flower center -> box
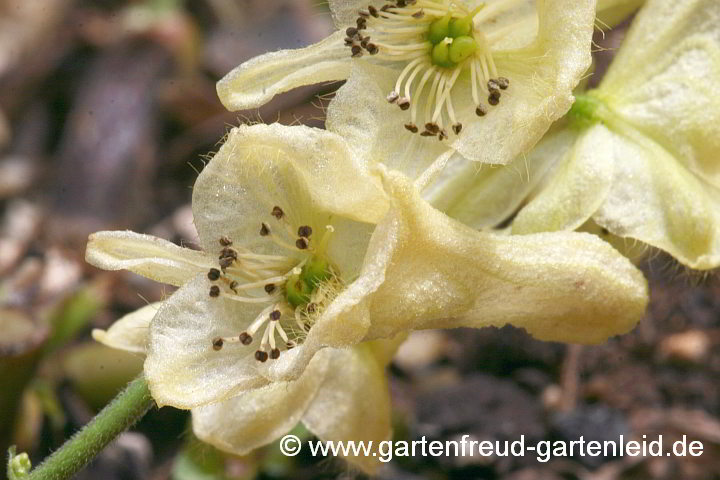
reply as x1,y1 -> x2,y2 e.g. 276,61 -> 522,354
345,0 -> 511,139
207,206 -> 341,362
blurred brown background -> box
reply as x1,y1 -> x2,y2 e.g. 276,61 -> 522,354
0,1 -> 718,479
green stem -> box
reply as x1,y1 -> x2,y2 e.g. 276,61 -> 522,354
27,376 -> 153,480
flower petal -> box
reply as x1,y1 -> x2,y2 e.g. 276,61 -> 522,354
144,275 -> 269,408
328,0 -> 369,27
512,124 -> 613,234
328,0 -> 595,168
91,302 -> 160,354
192,123 -> 387,254
424,126 -> 573,229
85,231 -> 214,287
255,218 -> 383,382
366,168 -> 648,345
326,61 -> 457,181
191,349 -> 331,455
599,0 -> 720,188
592,127 -> 720,269
216,30 -> 351,112
451,0 -> 595,163
301,344 -> 392,474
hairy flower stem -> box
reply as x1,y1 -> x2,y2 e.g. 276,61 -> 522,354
22,376 -> 153,480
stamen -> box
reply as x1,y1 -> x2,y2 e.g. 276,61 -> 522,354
271,206 -> 284,219
207,268 -> 221,281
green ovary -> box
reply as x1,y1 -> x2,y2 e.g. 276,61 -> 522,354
427,13 -> 479,68
285,255 -> 333,308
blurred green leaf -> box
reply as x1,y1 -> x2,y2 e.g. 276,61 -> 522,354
62,343 -> 143,410
0,310 -> 48,457
44,287 -> 104,354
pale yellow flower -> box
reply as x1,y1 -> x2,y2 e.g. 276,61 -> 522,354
217,0 -> 597,165
93,303 -> 403,474
86,122 -> 648,412
427,0 -> 720,269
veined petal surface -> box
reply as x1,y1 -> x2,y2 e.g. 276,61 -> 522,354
302,344 -> 392,474
85,231 -> 214,287
512,124 -> 613,233
191,349 -> 330,455
91,302 -> 160,354
366,169 -> 648,344
217,30 -> 351,111
144,275 -> 270,408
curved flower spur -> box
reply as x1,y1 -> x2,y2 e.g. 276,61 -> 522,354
217,0 -> 596,165
86,122 -> 648,412
93,303 -> 403,474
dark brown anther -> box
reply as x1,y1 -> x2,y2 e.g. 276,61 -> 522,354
487,79 -> 501,92
207,268 -> 221,281
255,350 -> 269,362
357,17 -> 367,29
271,206 -> 284,219
298,225 -> 313,238
270,348 -> 281,359
452,123 -> 463,135
260,222 -> 270,236
488,90 -> 501,106
220,247 -> 237,260
303,323 -> 311,332
229,281 -> 239,293
367,43 -> 379,55
344,37 -> 354,46
306,303 -> 317,313
212,337 -> 224,351
412,9 -> 424,18
296,237 -> 309,250
424,122 -> 439,134
438,129 -> 448,141
476,104 -> 488,116
219,256 -> 233,270
346,27 -> 358,37
209,285 -> 221,297
358,9 -> 369,17
360,37 -> 369,48
286,341 -> 296,350
270,310 -> 282,321
368,5 -> 379,17
219,236 -> 232,246
420,130 -> 436,137
397,0 -> 407,7
351,45 -> 363,57
397,97 -> 410,110
497,77 -> 510,90
405,123 -> 419,133
239,332 -> 252,345
387,91 -> 399,103
406,0 -> 417,5
380,4 -> 392,12
264,283 -> 276,294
